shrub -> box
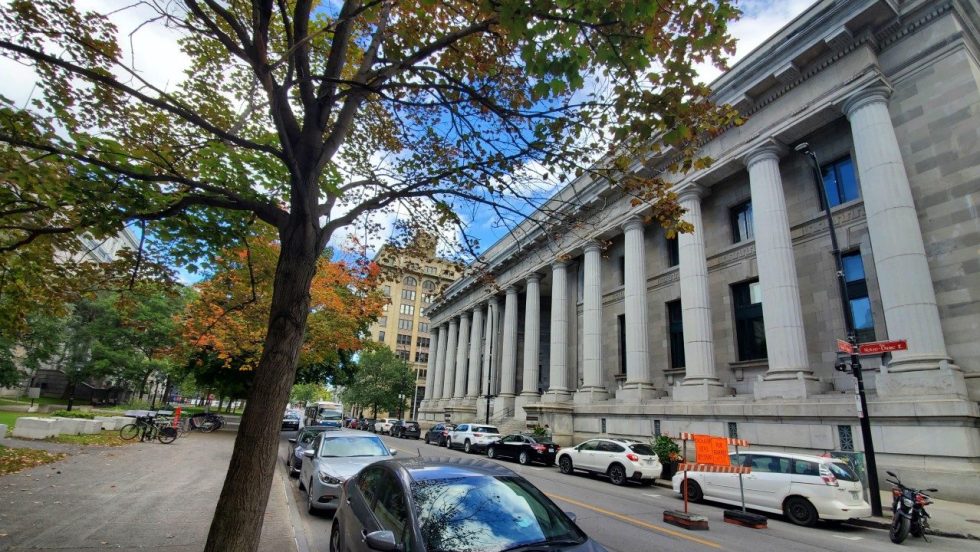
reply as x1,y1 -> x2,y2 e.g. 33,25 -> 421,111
50,410 -> 95,419
651,435 -> 683,462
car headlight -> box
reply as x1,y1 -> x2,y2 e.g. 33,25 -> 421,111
318,471 -> 343,485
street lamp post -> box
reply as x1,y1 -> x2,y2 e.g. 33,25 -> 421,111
795,142 -> 883,517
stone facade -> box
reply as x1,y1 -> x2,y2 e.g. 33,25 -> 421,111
419,0 -> 980,502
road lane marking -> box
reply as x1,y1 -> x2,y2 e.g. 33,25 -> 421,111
832,535 -> 863,541
643,493 -> 661,498
548,493 -> 722,549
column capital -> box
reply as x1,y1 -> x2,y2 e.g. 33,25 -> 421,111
525,272 -> 542,284
505,285 -> 520,295
621,216 -> 645,233
583,240 -> 603,254
743,139 -> 787,169
676,183 -> 708,203
842,86 -> 892,119
551,260 -> 570,270
458,310 -> 470,321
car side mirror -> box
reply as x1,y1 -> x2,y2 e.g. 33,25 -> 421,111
288,438 -> 297,444
303,449 -> 315,458
564,511 -> 577,523
390,449 -> 398,456
365,530 -> 398,551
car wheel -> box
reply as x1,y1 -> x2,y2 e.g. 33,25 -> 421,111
330,519 -> 342,552
446,438 -> 453,450
298,476 -> 306,492
608,463 -> 627,486
306,481 -> 317,515
681,479 -> 703,502
424,434 -> 430,444
784,496 -> 818,527
487,446 -> 497,459
464,440 -> 472,453
559,456 -> 573,474
518,451 -> 530,465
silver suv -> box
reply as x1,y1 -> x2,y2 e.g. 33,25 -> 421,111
447,423 -> 500,454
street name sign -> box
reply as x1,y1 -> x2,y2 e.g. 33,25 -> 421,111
858,339 -> 908,355
837,339 -> 853,354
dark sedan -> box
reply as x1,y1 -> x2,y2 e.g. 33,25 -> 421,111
391,420 -> 421,439
357,418 -> 376,431
330,457 -> 607,552
281,411 -> 301,431
284,425 -> 331,475
423,422 -> 455,446
487,433 -> 560,466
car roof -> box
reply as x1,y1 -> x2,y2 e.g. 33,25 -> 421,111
320,429 -> 380,437
382,456 -> 519,482
737,450 -> 843,462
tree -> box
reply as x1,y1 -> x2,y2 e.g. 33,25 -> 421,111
339,343 -> 414,418
0,1 -> 739,548
290,382 -> 332,405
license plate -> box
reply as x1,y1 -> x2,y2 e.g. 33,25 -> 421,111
547,448 -> 554,452
851,491 -> 860,500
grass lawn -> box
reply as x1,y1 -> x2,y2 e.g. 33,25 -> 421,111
0,444 -> 67,476
50,431 -> 131,447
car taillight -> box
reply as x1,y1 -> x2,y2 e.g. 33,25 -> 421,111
474,433 -> 483,437
818,464 -> 838,486
626,453 -> 639,462
441,431 -> 448,436
533,444 -> 547,452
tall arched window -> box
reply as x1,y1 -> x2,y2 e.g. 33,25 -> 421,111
422,280 -> 436,291
403,276 -> 417,287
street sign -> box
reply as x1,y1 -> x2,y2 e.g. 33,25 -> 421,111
858,339 -> 908,355
837,339 -> 854,354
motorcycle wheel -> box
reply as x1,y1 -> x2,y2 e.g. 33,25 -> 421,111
910,519 -> 924,538
890,515 -> 910,544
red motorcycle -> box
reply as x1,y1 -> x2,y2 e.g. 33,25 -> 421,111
886,471 -> 936,544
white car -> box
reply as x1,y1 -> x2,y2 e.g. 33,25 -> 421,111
373,418 -> 398,434
671,451 -> 871,526
557,438 -> 661,486
446,423 -> 500,454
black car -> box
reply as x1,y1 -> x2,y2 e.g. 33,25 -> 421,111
487,433 -> 560,466
284,425 -> 332,475
330,457 -> 607,552
391,420 -> 421,439
423,423 -> 455,446
358,418 -> 376,431
281,411 -> 301,431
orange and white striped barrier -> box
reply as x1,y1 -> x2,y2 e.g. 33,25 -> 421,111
678,463 -> 751,474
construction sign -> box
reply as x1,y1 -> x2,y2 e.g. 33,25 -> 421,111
676,433 -> 752,474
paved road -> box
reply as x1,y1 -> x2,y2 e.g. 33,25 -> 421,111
1,431 -> 296,552
280,430 -> 966,552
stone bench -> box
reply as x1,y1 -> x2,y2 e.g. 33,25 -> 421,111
94,416 -> 128,430
12,417 -> 59,439
52,417 -> 87,435
0,423 -> 7,437
79,420 -> 103,434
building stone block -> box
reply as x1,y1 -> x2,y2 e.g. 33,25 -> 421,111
12,417 -> 58,439
80,420 -> 103,434
52,418 -> 84,435
0,423 -> 7,436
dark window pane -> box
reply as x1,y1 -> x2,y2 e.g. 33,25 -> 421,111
838,157 -> 858,202
850,297 -> 874,331
733,280 -> 766,361
667,300 -> 684,369
842,254 -> 865,282
822,167 -> 841,207
667,237 -> 679,267
617,314 -> 627,375
730,201 -> 754,243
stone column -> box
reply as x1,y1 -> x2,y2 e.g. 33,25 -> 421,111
517,273 -> 542,414
477,298 -> 497,422
746,142 -> 826,399
673,186 -> 729,401
544,262 -> 572,401
453,312 -> 470,400
423,329 -> 437,401
442,317 -> 459,401
495,287 -> 519,415
466,306 -> 484,400
432,324 -> 448,401
576,242 -> 608,403
620,217 -> 658,402
843,88 -> 963,397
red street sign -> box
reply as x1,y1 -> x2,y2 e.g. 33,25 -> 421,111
858,339 -> 908,355
837,339 -> 853,354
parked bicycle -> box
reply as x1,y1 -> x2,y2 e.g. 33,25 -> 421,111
119,414 -> 178,444
188,412 -> 225,433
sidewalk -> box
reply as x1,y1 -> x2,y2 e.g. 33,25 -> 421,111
652,480 -> 979,540
0,432 -> 297,551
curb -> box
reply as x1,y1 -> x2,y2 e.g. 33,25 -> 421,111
653,478 -> 977,541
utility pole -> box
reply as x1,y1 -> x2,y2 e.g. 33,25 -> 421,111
796,143 -> 883,517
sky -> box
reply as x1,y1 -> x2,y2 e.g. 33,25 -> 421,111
0,0 -> 816,276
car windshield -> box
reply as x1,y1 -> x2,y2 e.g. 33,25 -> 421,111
320,410 -> 343,421
629,444 -> 655,456
319,436 -> 389,457
298,430 -> 323,445
284,412 -> 299,419
412,475 -> 584,552
473,426 -> 499,433
828,462 -> 860,482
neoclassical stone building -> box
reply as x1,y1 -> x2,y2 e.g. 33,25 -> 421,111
418,0 -> 980,501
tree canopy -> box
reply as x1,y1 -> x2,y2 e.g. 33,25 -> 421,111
0,1 -> 740,549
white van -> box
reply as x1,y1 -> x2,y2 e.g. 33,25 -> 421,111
671,451 -> 871,526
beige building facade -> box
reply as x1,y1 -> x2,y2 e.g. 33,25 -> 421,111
420,0 -> 980,502
368,242 -> 459,417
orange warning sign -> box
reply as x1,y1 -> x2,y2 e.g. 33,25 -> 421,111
693,434 -> 731,466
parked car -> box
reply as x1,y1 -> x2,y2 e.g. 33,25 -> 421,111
281,411 -> 301,431
557,438 -> 661,486
298,429 -> 396,515
671,451 -> 871,526
357,418 -> 376,431
390,420 -> 421,439
423,423 -> 455,446
330,457 -> 608,552
447,423 -> 501,454
373,418 -> 399,434
284,425 -> 332,475
487,433 -> 560,466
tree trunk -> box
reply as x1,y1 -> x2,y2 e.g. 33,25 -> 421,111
204,221 -> 320,552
